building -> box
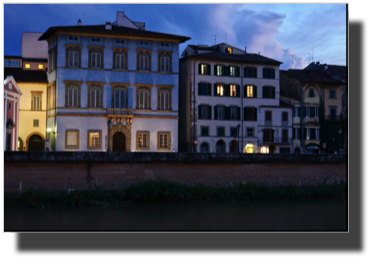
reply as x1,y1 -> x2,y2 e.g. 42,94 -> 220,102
280,69 -> 344,153
38,11 -> 190,152
179,43 -> 292,153
4,32 -> 48,151
4,76 -> 22,151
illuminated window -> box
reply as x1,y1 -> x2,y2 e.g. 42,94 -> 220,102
227,47 -> 232,54
66,130 -> 79,149
199,64 -> 210,75
260,147 -> 269,153
230,66 -> 235,76
87,130 -> 102,149
38,64 -> 43,69
247,86 -> 253,97
230,85 -> 236,97
25,64 -> 30,69
217,85 -> 224,96
246,144 -> 254,153
216,65 -> 223,76
136,131 -> 150,150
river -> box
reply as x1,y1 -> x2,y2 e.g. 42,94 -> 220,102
5,199 -> 347,231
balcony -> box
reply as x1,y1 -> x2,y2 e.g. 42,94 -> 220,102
107,108 -> 134,118
262,137 -> 291,144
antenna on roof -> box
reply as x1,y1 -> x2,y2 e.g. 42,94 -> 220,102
312,49 -> 314,63
225,33 -> 228,43
213,35 -> 217,45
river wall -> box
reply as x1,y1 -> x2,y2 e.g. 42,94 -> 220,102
4,152 -> 347,192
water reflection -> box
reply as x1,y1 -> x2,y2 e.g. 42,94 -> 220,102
5,199 -> 347,231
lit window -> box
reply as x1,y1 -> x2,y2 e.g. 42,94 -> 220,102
246,144 -> 254,153
217,85 -> 224,96
230,85 -> 236,97
247,86 -> 253,97
227,47 -> 232,54
216,65 -> 223,76
230,66 -> 235,76
137,132 -> 150,150
25,64 -> 30,69
38,64 -> 43,69
88,131 -> 102,149
260,147 -> 269,153
66,130 -> 79,149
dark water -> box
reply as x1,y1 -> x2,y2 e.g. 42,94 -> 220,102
4,199 -> 347,231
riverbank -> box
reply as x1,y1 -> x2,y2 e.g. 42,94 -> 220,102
4,180 -> 347,209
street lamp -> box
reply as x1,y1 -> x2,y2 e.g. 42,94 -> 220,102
107,119 -> 112,152
237,124 -> 241,153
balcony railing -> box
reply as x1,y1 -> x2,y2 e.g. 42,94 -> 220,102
107,108 -> 134,116
262,137 -> 291,144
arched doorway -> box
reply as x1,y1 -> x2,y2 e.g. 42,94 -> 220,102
229,140 -> 238,153
200,142 -> 209,153
113,132 -> 126,151
294,147 -> 301,154
28,135 -> 44,151
216,140 -> 225,153
269,145 -> 276,154
18,137 -> 24,151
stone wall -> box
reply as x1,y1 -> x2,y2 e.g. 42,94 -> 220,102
4,152 -> 347,192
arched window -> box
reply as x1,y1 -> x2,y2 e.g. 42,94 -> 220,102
200,143 -> 209,153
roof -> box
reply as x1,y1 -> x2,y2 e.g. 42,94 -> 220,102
280,69 -> 343,85
187,45 -> 219,52
38,24 -> 191,43
4,75 -> 22,95
181,51 -> 282,65
4,55 -> 22,59
22,57 -> 48,62
4,67 -> 48,84
326,65 -> 347,78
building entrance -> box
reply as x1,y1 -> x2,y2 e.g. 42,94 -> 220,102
113,132 -> 126,151
28,135 -> 44,151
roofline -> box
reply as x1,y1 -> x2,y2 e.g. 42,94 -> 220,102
180,54 -> 282,65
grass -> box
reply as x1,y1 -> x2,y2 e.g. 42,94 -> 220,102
4,180 -> 347,208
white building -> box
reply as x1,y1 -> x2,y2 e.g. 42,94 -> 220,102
38,11 -> 190,152
179,43 -> 292,153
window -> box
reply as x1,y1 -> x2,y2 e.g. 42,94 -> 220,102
158,52 -> 171,72
136,131 -> 150,150
8,103 -> 11,111
158,89 -> 171,110
113,49 -> 128,70
329,107 -> 337,121
282,129 -> 288,143
64,81 -> 82,108
198,105 -> 211,119
201,143 -> 209,153
91,37 -> 102,43
295,107 -> 300,117
315,107 -> 319,118
199,64 -> 210,75
139,40 -> 150,46
309,88 -> 315,97
157,132 -> 171,150
216,84 -> 224,96
66,45 -> 81,68
230,127 -> 238,138
10,60 -> 21,67
137,50 -> 151,71
217,127 -> 225,137
49,48 -> 56,71
294,128 -> 300,140
201,126 -> 209,136
215,65 -> 223,76
198,83 -> 211,96
215,106 -> 225,120
244,67 -> 257,78
25,64 -> 30,69
246,85 -> 256,98
329,89 -> 336,98
33,119 -> 39,127
88,46 -> 104,69
316,129 -> 320,140
87,130 -> 102,149
306,107 -> 310,117
4,60 -> 9,66
265,111 -> 272,121
230,107 -> 240,120
9,83 -> 12,89
227,47 -> 232,54
263,129 -> 274,143
38,64 -> 43,69
263,68 -> 275,79
48,83 -> 56,110
244,107 -> 257,121
88,85 -> 103,108
230,85 -> 237,97
160,42 -> 170,48
31,91 -> 42,110
65,130 -> 79,149
247,128 -> 254,137
112,88 -> 128,109
68,35 -> 79,41
306,128 -> 310,140
263,86 -> 275,98
230,66 -> 236,76
116,39 -> 126,45
136,87 -> 151,109
282,112 -> 288,121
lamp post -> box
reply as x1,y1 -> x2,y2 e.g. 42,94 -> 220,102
107,119 -> 112,152
237,124 -> 241,153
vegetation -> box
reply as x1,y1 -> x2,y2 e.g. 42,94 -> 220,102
4,180 -> 347,208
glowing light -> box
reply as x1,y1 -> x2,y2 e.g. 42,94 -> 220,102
260,147 -> 269,154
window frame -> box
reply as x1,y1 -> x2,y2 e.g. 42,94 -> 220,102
217,127 -> 225,137
87,84 -> 103,108
198,105 -> 211,120
115,38 -> 126,45
31,91 -> 43,111
263,67 -> 275,79
136,84 -> 152,110
200,126 -> 209,137
157,87 -> 172,110
329,89 -> 336,99
68,35 -> 79,42
113,48 -> 128,70
158,51 -> 172,73
111,85 -> 129,109
136,131 -> 150,150
157,132 -> 171,151
137,49 -> 151,71
246,127 -> 254,137
90,37 -> 102,44
87,130 -> 102,150
33,119 -> 39,127
244,66 -> 257,78
88,46 -> 104,69
65,129 -> 80,149
66,45 -> 82,68
262,86 -> 276,99
64,81 -> 82,108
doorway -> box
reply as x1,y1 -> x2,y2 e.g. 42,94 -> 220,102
113,132 -> 126,151
28,134 -> 44,151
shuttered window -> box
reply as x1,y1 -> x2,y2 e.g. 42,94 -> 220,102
89,86 -> 102,108
113,89 -> 127,109
68,87 -> 78,107
263,68 -> 275,79
90,51 -> 102,68
115,53 -> 126,70
68,50 -> 79,67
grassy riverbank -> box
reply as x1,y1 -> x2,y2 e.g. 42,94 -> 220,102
4,180 -> 347,208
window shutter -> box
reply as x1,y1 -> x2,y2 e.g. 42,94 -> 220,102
263,86 -> 267,98
244,85 -> 247,97
254,108 -> 257,121
207,64 -> 211,75
74,89 -> 78,107
214,65 -> 217,75
214,83 -> 217,96
244,67 -> 247,77
224,85 -> 230,97
310,107 -> 315,118
198,83 -> 201,95
148,91 -> 151,109
303,107 -> 306,118
236,85 -> 240,97
224,107 -> 230,120
198,105 -> 202,119
272,69 -> 275,79
244,108 -> 247,120
223,66 -> 228,76
254,86 -> 257,98
237,107 -> 241,120
311,128 -> 316,140
136,91 -> 140,109
207,84 -> 211,96
236,67 -> 240,77
168,92 -> 171,110
165,93 -> 169,110
254,68 -> 257,78
304,128 -> 307,140
214,106 -> 217,120
198,64 -> 201,74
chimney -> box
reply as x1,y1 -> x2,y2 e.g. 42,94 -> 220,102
105,22 -> 112,30
325,65 -> 328,70
77,19 -> 82,26
245,46 -> 247,53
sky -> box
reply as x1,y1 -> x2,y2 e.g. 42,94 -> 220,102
3,3 -> 347,70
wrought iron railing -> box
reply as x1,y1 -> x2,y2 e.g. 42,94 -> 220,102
107,108 -> 134,115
